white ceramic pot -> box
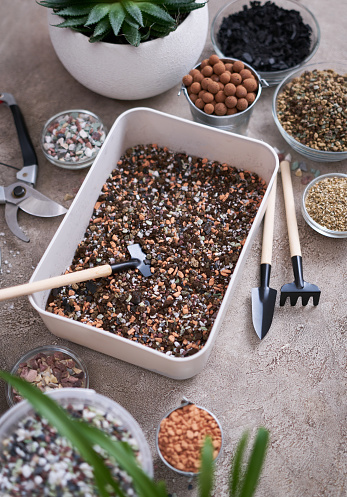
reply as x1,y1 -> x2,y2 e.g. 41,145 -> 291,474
47,6 -> 209,100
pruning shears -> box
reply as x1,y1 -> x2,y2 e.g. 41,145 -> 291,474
0,92 -> 67,243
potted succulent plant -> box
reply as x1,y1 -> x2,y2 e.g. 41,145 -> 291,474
0,370 -> 269,497
38,0 -> 209,100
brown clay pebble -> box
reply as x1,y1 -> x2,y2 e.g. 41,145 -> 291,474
195,98 -> 205,110
227,107 -> 238,115
219,72 -> 231,84
232,60 -> 245,73
207,81 -> 220,94
190,82 -> 201,94
202,92 -> 214,103
240,69 -> 253,80
201,65 -> 213,77
225,96 -> 237,108
189,68 -> 200,78
218,82 -> 225,91
182,74 -> 193,87
243,78 -> 258,93
211,74 -> 219,82
193,72 -> 204,83
204,103 -> 215,114
209,54 -> 220,65
246,92 -> 256,104
201,77 -> 212,90
230,73 -> 242,86
235,85 -> 247,98
189,93 -> 198,103
215,90 -> 226,103
224,83 -> 236,96
198,89 -> 206,99
225,63 -> 233,72
200,59 -> 210,69
158,404 -> 222,473
215,102 -> 227,116
213,62 -> 226,75
236,98 -> 248,111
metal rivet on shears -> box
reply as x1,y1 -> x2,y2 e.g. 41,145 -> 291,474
12,185 -> 26,198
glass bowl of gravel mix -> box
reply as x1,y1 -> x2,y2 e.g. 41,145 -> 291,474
0,388 -> 153,496
273,61 -> 347,162
301,173 -> 347,238
6,345 -> 90,407
41,109 -> 107,169
211,0 -> 320,86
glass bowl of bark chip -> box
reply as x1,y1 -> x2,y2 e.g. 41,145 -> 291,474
6,345 -> 90,407
302,173 -> 347,238
28,107 -> 279,380
211,0 -> 320,86
41,109 -> 107,169
273,61 -> 347,162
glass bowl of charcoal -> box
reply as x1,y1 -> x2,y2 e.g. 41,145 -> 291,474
6,345 -> 90,407
41,109 -> 107,169
273,61 -> 347,162
211,0 -> 320,86
301,173 -> 347,238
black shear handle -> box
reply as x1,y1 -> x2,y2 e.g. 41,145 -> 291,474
9,103 -> 38,168
1,93 -> 37,168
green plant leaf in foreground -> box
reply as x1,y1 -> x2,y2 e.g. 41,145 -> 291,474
230,428 -> 269,497
0,371 -> 166,497
198,436 -> 215,497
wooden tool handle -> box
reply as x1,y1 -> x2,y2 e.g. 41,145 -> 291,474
280,160 -> 302,257
0,265 -> 112,302
261,175 -> 277,265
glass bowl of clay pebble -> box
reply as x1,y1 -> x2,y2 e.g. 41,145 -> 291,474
273,61 -> 347,162
156,399 -> 223,476
181,54 -> 264,135
211,0 -> 320,86
301,173 -> 347,238
41,109 -> 107,169
6,345 -> 90,407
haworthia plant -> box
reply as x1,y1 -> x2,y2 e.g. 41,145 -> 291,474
38,0 -> 208,46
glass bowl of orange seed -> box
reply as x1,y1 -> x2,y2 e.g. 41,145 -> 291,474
156,398 -> 223,476
180,53 -> 267,135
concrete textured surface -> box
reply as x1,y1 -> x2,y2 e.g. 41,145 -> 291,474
0,0 -> 346,495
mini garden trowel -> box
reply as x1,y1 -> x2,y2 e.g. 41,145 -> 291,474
0,244 -> 151,302
252,176 -> 277,339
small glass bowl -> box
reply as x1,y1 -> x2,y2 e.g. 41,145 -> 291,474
211,0 -> 320,86
302,173 -> 347,238
41,109 -> 107,169
6,345 -> 90,407
156,399 -> 223,477
273,62 -> 347,162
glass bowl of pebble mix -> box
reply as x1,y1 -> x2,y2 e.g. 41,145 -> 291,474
41,109 -> 107,169
273,61 -> 347,162
302,173 -> 347,238
156,398 -> 223,477
211,0 -> 320,86
0,388 -> 153,496
6,345 -> 89,407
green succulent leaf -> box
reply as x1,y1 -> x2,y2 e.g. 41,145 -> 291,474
56,6 -> 92,15
122,0 -> 144,27
238,428 -> 269,497
54,14 -> 89,27
85,4 -> 111,26
109,3 -> 126,36
122,20 -> 141,46
229,431 -> 249,497
139,3 -> 175,24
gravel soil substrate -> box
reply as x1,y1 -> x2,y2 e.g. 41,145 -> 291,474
47,144 -> 266,357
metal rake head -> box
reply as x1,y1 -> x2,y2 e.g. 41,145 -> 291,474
280,256 -> 321,307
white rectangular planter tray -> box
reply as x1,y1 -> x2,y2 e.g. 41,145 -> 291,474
29,108 -> 279,379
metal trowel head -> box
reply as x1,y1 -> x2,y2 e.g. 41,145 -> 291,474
127,243 -> 152,277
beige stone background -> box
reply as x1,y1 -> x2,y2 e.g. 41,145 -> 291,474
0,0 -> 346,495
